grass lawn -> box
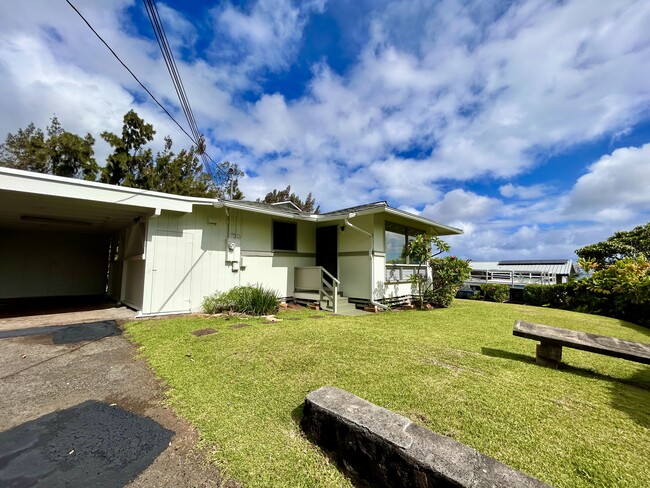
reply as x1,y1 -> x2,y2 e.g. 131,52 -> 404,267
124,300 -> 650,487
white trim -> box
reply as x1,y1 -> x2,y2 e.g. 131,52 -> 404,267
0,167 -> 218,213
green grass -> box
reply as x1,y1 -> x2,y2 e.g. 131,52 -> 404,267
124,301 -> 650,487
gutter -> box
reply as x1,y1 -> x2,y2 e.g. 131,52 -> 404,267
344,219 -> 388,310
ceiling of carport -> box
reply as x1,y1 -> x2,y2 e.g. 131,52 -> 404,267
0,189 -> 152,233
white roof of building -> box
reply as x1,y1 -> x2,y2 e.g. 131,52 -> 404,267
470,259 -> 575,275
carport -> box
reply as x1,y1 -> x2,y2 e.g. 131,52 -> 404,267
0,167 -> 195,313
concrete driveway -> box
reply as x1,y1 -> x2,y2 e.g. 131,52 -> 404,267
0,304 -> 230,487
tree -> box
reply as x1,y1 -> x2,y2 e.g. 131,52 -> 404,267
210,161 -> 244,200
101,110 -> 155,186
402,234 -> 455,309
154,137 -> 217,197
259,185 -> 320,213
576,222 -> 650,269
47,117 -> 98,180
0,116 -> 98,180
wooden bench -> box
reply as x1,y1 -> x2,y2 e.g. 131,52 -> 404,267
513,320 -> 650,367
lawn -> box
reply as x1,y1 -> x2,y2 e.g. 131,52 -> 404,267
124,300 -> 650,487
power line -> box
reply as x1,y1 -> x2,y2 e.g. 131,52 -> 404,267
142,0 -> 215,176
65,0 -> 226,179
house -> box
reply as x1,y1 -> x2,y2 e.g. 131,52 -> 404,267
466,260 -> 576,288
0,167 -> 462,315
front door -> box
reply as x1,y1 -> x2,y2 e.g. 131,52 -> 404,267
316,225 -> 338,280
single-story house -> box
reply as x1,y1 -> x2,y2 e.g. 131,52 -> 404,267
466,259 -> 576,288
0,167 -> 462,315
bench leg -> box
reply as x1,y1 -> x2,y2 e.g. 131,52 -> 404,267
536,342 -> 562,368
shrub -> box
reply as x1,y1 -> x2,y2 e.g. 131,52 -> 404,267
202,285 -> 280,316
423,256 -> 472,308
523,284 -> 571,308
480,283 -> 509,303
582,256 -> 650,326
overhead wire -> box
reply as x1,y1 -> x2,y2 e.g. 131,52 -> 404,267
142,0 -> 217,179
65,0 -> 227,179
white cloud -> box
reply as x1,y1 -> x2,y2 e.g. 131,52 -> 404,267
0,0 -> 649,262
567,143 -> 650,221
499,183 -> 551,200
211,0 -> 325,78
421,189 -> 501,223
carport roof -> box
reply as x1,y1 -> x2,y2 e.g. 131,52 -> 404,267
0,167 -> 218,233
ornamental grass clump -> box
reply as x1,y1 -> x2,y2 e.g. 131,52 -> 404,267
202,285 -> 280,316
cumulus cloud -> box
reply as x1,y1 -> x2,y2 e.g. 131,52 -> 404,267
0,0 -> 649,261
567,143 -> 650,221
499,183 -> 551,200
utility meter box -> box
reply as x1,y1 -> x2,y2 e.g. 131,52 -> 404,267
226,238 -> 241,262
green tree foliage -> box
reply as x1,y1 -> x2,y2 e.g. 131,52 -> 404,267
426,256 -> 472,308
100,111 -> 217,198
480,283 -> 510,303
211,161 -> 244,200
401,234 -> 470,309
576,222 -> 650,269
259,185 -> 320,213
524,235 -> 650,326
101,110 -> 156,186
0,116 -> 98,180
153,137 -> 217,197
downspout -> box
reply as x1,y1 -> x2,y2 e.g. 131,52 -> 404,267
344,219 -> 388,310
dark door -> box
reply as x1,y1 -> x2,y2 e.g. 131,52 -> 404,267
316,225 -> 338,280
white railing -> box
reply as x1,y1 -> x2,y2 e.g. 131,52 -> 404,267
467,270 -> 554,286
294,266 -> 339,313
385,263 -> 428,283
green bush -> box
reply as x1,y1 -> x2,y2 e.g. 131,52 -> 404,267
202,285 -> 281,316
522,258 -> 650,326
480,283 -> 509,303
423,256 -> 472,308
523,284 -> 572,308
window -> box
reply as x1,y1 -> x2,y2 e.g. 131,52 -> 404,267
385,222 -> 423,264
273,220 -> 297,251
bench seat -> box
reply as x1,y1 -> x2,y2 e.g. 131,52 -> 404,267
513,320 -> 650,367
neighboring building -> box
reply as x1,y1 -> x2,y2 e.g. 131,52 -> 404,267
0,167 -> 462,315
466,259 -> 576,288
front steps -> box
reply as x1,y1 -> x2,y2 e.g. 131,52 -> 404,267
320,296 -> 370,316
294,291 -> 371,316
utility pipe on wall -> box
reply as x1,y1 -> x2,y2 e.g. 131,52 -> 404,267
344,219 -> 388,310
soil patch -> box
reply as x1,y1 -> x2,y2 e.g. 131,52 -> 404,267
229,323 -> 251,330
191,328 -> 218,337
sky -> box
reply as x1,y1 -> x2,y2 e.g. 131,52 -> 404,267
1,0 -> 649,261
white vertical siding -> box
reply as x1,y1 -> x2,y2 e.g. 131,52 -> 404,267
140,205 -> 318,314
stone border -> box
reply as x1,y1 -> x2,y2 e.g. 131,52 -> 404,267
301,386 -> 550,488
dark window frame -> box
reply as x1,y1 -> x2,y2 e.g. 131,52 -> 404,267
272,220 -> 298,251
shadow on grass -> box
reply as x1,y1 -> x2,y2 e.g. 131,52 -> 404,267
609,368 -> 650,429
290,403 -> 304,426
481,347 -> 536,365
482,347 -> 650,429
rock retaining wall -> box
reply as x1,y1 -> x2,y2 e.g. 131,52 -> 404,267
301,386 -> 550,487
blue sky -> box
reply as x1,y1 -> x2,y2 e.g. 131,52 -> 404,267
1,0 -> 649,260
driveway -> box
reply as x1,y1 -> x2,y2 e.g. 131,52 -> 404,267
0,305 -> 230,487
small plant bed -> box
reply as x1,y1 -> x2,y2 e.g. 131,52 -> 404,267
124,301 -> 650,488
